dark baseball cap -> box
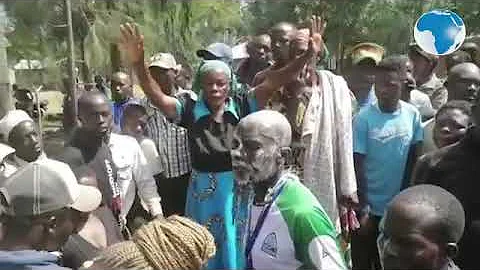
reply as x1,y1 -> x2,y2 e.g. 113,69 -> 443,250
197,43 -> 233,62
0,158 -> 101,216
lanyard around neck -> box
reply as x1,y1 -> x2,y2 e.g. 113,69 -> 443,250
245,181 -> 287,269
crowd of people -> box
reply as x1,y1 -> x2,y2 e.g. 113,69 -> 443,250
0,15 -> 479,270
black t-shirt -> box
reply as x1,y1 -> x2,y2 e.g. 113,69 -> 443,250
412,130 -> 480,269
177,92 -> 256,172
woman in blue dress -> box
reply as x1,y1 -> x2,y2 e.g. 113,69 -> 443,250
119,22 -> 322,269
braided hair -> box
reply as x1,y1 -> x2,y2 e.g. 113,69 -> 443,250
96,215 -> 216,270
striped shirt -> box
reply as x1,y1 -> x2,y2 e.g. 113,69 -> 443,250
141,89 -> 194,178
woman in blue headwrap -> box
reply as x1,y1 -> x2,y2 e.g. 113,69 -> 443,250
119,22 -> 322,269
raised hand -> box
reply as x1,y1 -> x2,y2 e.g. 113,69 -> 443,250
308,15 -> 327,56
119,23 -> 145,65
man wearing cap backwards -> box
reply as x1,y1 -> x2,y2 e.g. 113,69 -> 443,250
68,90 -> 163,236
140,52 -> 195,217
197,42 -> 234,65
409,43 -> 448,110
0,158 -> 102,269
110,71 -> 134,130
0,110 -> 46,184
344,42 -> 384,112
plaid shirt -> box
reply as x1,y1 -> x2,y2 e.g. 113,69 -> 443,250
141,90 -> 193,178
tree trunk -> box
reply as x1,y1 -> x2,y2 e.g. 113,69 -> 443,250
337,31 -> 345,74
107,0 -> 121,74
80,40 -> 90,82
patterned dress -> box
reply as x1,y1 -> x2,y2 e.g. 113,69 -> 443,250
177,92 -> 256,270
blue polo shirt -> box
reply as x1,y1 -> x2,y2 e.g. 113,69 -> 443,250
353,101 -> 423,216
112,98 -> 132,130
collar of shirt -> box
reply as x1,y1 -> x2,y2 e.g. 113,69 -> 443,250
263,171 -> 297,203
419,74 -> 444,90
373,99 -> 404,116
107,133 -> 124,148
193,97 -> 238,122
112,97 -> 132,108
13,152 -> 47,167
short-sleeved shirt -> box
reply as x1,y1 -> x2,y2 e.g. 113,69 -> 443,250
353,101 -> 423,216
175,92 -> 257,172
249,173 -> 346,270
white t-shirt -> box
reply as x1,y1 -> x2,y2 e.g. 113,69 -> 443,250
139,137 -> 163,176
248,174 -> 346,270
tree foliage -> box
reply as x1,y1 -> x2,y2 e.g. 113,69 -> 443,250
5,0 -> 244,83
4,0 -> 480,83
246,0 -> 480,71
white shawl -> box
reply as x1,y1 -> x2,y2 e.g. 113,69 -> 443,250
302,70 -> 357,230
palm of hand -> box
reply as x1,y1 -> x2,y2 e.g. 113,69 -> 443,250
308,16 -> 327,56
119,23 -> 144,64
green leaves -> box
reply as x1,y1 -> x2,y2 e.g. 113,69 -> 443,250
6,0 -> 480,82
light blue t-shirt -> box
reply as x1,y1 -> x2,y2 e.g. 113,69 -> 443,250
353,101 -> 423,216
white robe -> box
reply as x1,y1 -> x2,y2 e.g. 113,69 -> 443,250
302,70 -> 357,230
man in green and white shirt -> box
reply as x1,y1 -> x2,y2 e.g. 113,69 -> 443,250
232,110 -> 346,270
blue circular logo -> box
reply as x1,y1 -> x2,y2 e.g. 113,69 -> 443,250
414,10 -> 466,56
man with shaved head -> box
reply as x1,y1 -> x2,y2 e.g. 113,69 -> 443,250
446,63 -> 480,103
252,22 -> 297,88
231,110 -> 346,270
68,91 -> 163,237
378,184 -> 465,270
412,75 -> 480,268
236,34 -> 271,86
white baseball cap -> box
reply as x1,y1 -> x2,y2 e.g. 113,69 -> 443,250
0,158 -> 102,216
0,143 -> 14,161
0,110 -> 34,142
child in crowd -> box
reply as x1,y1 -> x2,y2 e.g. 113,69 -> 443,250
121,102 -> 165,229
121,102 -> 165,179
